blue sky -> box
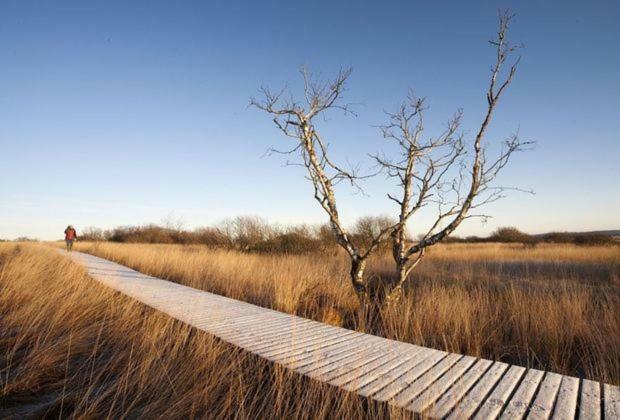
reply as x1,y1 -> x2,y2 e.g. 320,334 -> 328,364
1,0 -> 618,240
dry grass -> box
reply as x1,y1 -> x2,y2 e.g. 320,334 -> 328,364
0,243 -> 404,419
71,241 -> 619,384
1,242 -> 618,417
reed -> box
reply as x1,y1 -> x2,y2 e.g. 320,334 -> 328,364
71,241 -> 619,384
0,244 -> 402,418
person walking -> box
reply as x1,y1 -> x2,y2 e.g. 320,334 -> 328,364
64,225 -> 78,251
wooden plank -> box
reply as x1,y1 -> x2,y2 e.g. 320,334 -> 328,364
528,372 -> 563,419
229,320 -> 331,345
209,320 -> 300,344
326,351 -> 404,386
292,343 -> 376,373
427,358 -> 494,418
376,353 -> 460,404
278,333 -> 371,367
245,328 -> 350,356
340,347 -> 425,393
604,384 -> 620,420
252,332 -> 357,363
355,348 -> 438,397
256,329 -> 357,359
243,320 -> 343,344
307,347 -> 395,380
446,361 -> 510,419
474,365 -> 527,420
208,316 -> 314,340
187,308 -> 268,324
579,380 -> 600,420
168,299 -> 248,315
207,310 -> 302,328
550,375 -> 578,420
248,326 -> 350,355
499,369 -> 545,419
300,338 -> 407,379
289,337 -> 385,374
371,351 -> 449,402
195,313 -> 265,329
205,313 -> 309,335
401,355 -> 477,411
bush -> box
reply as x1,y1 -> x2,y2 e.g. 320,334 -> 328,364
219,216 -> 274,251
540,232 -> 616,246
541,232 -> 575,243
489,227 -> 538,245
350,216 -> 394,252
192,227 -> 231,248
444,236 -> 468,243
573,233 -> 615,246
80,227 -> 107,242
108,225 -> 181,244
14,237 -> 38,242
251,232 -> 321,254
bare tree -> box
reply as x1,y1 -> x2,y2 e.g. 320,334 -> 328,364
374,11 -> 532,305
220,216 -> 274,251
351,215 -> 395,251
250,69 -> 394,300
252,11 -> 529,307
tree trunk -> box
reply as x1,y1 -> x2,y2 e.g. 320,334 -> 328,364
349,256 -> 368,298
383,265 -> 407,308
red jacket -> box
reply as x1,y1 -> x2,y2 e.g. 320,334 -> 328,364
65,228 -> 77,240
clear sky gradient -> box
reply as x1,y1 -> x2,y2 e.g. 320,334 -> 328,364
1,0 -> 619,240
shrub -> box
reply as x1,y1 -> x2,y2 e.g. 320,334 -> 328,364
489,227 -> 538,245
108,225 -> 179,244
573,233 -> 615,246
192,227 -> 232,248
541,232 -> 575,243
251,232 -> 321,254
219,216 -> 274,251
350,216 -> 394,251
80,227 -> 107,241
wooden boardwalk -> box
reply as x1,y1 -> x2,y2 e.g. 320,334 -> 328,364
61,250 -> 619,419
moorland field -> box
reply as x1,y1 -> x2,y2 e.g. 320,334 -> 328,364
1,241 -> 617,417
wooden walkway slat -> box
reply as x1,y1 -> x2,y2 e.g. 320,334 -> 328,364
246,323 -> 344,352
327,351 -> 404,385
280,334 -> 373,368
388,353 -> 462,405
354,348 -> 437,397
528,372 -> 563,419
500,369 -> 545,419
257,330 -> 356,359
406,355 -> 478,412
268,332 -> 362,363
605,384 -> 620,420
552,375 -> 579,420
60,250 -> 617,419
340,347 -> 424,393
474,365 -> 527,419
294,341 -> 385,375
579,379 -> 601,420
308,347 -> 398,381
446,361 -> 510,419
426,358 -> 494,418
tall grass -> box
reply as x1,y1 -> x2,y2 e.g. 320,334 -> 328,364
73,241 -> 619,384
2,242 -> 617,417
0,244 -> 402,418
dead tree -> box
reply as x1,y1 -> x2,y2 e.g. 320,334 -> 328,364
373,11 -> 531,305
250,69 -> 394,300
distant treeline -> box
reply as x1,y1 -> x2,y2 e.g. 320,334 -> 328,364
444,227 -> 617,247
81,216 -> 395,254
78,218 -> 617,254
